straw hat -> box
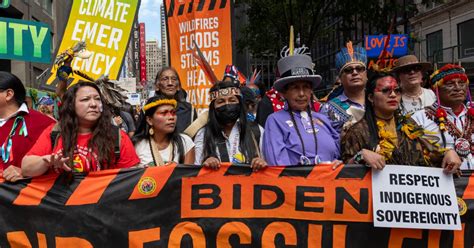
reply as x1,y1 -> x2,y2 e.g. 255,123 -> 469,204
391,55 -> 432,72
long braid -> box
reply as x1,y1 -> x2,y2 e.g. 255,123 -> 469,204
289,107 -> 306,157
306,107 -> 319,157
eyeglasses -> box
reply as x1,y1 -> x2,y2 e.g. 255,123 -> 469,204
160,76 -> 178,83
375,87 -> 402,96
156,109 -> 177,117
399,65 -> 423,74
441,81 -> 467,90
342,65 -> 366,74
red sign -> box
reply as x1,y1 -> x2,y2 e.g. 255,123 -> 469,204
139,22 -> 147,84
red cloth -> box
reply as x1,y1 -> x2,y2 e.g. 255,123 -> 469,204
27,124 -> 139,172
0,110 -> 56,170
313,101 -> 321,112
266,88 -> 285,112
266,88 -> 321,112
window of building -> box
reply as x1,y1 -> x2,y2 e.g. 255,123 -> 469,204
426,30 -> 443,63
458,19 -> 474,59
43,0 -> 52,16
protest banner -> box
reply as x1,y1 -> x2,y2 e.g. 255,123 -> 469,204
43,0 -> 140,90
0,164 -> 472,247
0,17 -> 51,63
165,0 -> 233,112
126,92 -> 140,105
365,34 -> 408,70
372,165 -> 461,230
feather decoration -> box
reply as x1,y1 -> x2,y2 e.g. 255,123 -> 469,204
54,41 -> 89,67
237,70 -> 247,85
191,40 -> 218,84
289,26 -> 294,56
253,71 -> 261,84
73,70 -> 95,82
346,41 -> 354,62
250,69 -> 258,84
94,75 -> 128,108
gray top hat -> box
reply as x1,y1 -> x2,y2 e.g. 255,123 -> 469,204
273,54 -> 322,92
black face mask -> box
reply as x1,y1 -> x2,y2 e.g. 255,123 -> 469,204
215,104 -> 241,124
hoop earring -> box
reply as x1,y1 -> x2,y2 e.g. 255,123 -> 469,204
149,128 -> 154,136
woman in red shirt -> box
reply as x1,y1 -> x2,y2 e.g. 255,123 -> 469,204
22,82 -> 139,176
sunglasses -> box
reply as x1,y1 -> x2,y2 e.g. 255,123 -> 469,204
342,65 -> 366,74
375,87 -> 402,96
156,109 -> 177,117
399,65 -> 423,74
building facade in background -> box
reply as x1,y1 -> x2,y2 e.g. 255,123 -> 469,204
411,0 -> 474,77
0,0 -> 71,88
139,22 -> 147,84
120,21 -> 141,80
146,40 -> 162,81
160,4 -> 168,67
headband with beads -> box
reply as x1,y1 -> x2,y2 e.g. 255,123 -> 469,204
209,87 -> 241,102
143,99 -> 177,112
430,64 -> 471,131
430,64 -> 469,89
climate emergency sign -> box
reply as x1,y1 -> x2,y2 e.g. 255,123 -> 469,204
165,0 -> 233,112
44,0 -> 140,89
372,165 -> 461,230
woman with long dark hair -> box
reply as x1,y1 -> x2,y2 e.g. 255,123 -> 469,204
155,67 -> 196,133
22,82 -> 139,175
341,72 -> 460,172
194,81 -> 267,171
133,95 -> 195,166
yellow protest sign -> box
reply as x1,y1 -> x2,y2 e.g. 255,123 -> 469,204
44,0 -> 140,89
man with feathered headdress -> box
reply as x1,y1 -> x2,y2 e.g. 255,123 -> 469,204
320,41 -> 368,133
412,64 -> 474,170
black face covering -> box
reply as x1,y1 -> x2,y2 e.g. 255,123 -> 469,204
215,104 -> 240,124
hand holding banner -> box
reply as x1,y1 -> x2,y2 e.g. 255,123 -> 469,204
372,165 -> 461,230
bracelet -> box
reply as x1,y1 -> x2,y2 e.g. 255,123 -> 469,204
353,151 -> 364,164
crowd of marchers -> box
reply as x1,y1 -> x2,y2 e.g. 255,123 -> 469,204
2,42 -> 472,182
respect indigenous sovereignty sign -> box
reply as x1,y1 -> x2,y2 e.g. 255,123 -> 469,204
0,17 -> 51,63
0,165 -> 473,247
372,165 -> 461,230
165,0 -> 233,111
43,0 -> 140,89
365,34 -> 408,70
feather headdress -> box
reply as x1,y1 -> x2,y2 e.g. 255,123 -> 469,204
93,75 -> 128,108
54,41 -> 92,67
335,41 -> 367,73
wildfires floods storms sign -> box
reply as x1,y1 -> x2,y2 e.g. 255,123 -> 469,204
165,0 -> 233,112
44,0 -> 140,89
